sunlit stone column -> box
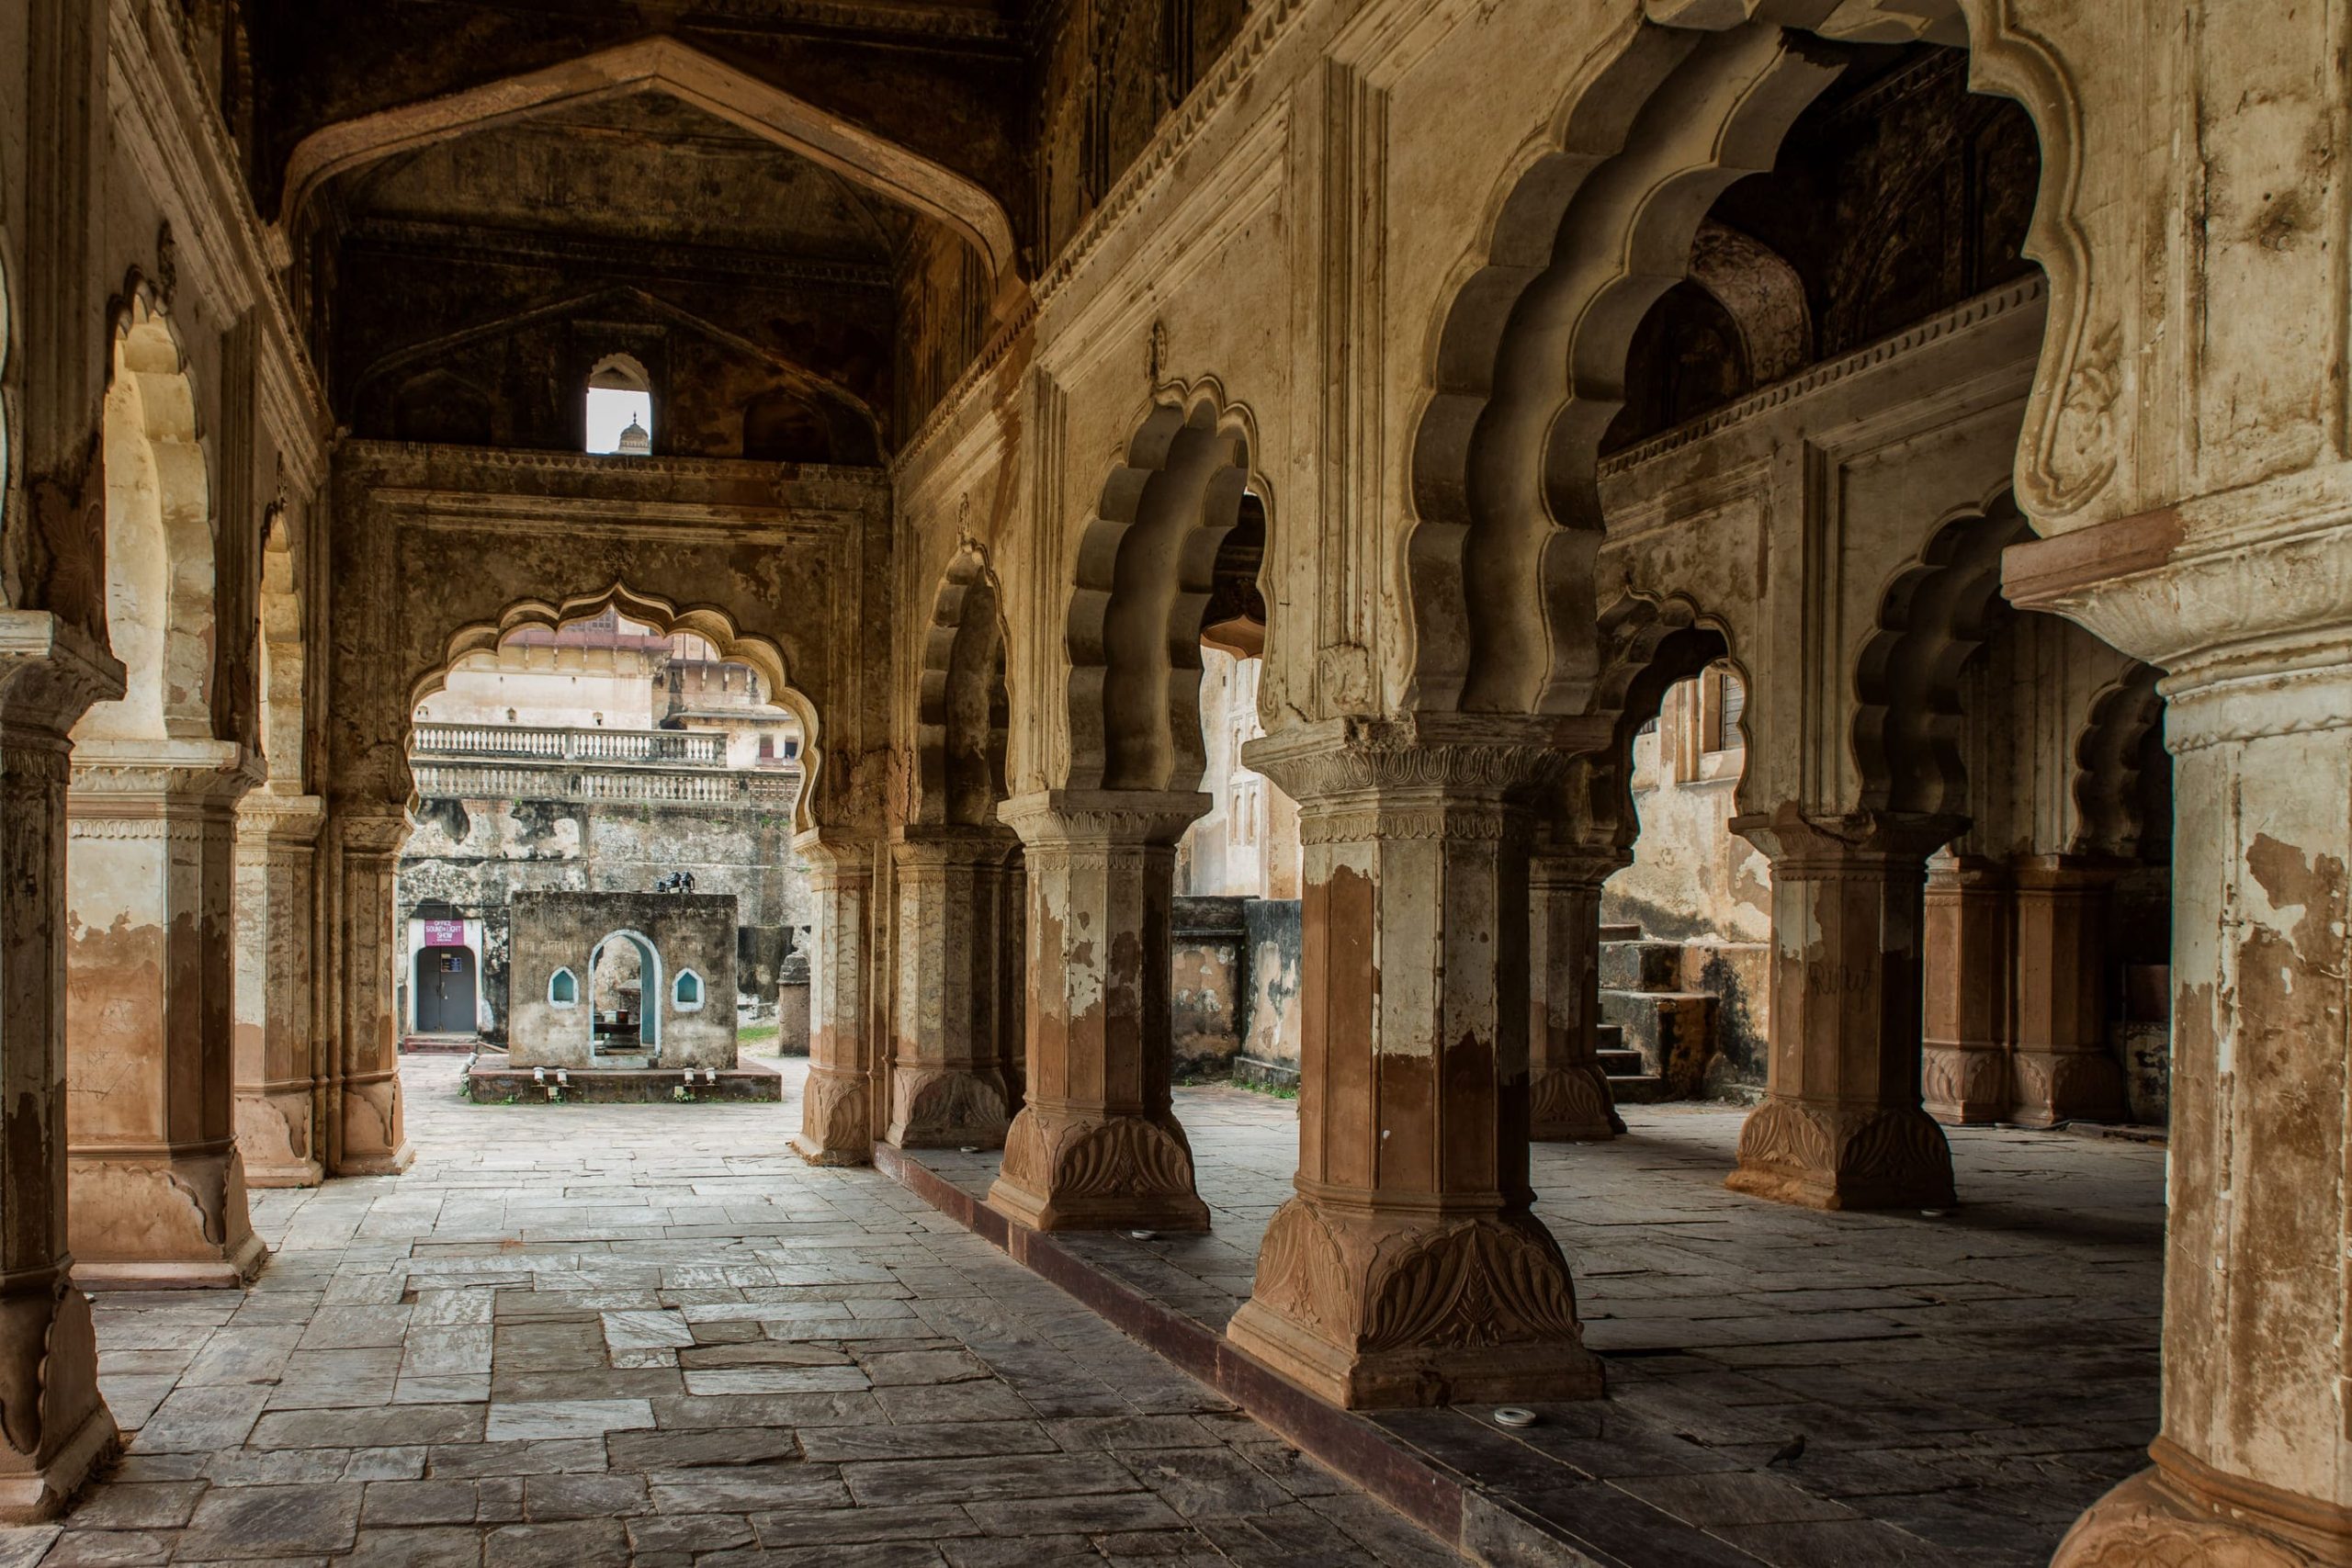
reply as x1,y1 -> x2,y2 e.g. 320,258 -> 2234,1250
65,739 -> 266,1287
325,811 -> 412,1176
1725,805 -> 1958,1211
0,613 -> 120,1514
2006,854 -> 2127,1127
1227,718 -> 1605,1407
791,834 -> 875,1166
1920,852 -> 2011,1125
988,790 -> 1210,1233
1528,839 -> 1626,1141
2024,519 -> 2352,1568
885,826 -> 1014,1149
232,791 -> 325,1186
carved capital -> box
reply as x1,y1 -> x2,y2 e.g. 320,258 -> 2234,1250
1242,715 -> 1608,810
889,823 -> 1018,870
0,613 -> 126,738
1729,802 -> 1964,874
996,789 -> 1208,849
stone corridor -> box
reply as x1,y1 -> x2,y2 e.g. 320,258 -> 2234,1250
6,1060 -> 1443,1568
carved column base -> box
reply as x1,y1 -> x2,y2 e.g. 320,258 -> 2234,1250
2009,1048 -> 2129,1128
235,1078 -> 323,1188
790,1064 -> 871,1166
1529,1065 -> 1624,1141
1227,1198 -> 1603,1408
1922,1044 -> 2012,1126
332,1066 -> 413,1177
68,1147 -> 267,1289
1724,1100 -> 1955,1211
2053,1447 -> 2352,1568
885,1066 -> 1009,1150
0,1266 -> 117,1522
987,1104 -> 1209,1233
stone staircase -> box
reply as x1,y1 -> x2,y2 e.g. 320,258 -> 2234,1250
1600,923 -> 1719,1100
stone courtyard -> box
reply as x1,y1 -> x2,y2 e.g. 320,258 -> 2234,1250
3,1058 -> 2163,1567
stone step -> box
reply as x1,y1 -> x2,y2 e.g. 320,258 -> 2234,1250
1598,922 -> 1643,944
1600,987 -> 1720,1099
1596,1022 -> 1625,1051
1596,1047 -> 1649,1075
1606,1073 -> 1670,1104
1600,938 -> 1685,993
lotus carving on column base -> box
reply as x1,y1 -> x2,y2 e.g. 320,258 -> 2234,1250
1922,1045 -> 2011,1125
987,1107 -> 1208,1232
0,1271 -> 117,1521
2010,1049 -> 2129,1128
2053,1471 -> 2326,1568
1227,1199 -> 1604,1408
1530,1065 -> 1624,1140
791,1066 -> 871,1166
1726,1099 -> 1956,1210
886,1066 -> 1010,1149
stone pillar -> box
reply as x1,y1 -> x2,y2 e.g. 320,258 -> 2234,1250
1225,718 -> 1605,1408
65,739 -> 266,1288
2007,855 -> 2126,1127
0,612 -> 121,1516
2021,520 -> 2352,1567
988,790 -> 1210,1233
232,791 -> 325,1187
1527,841 -> 1625,1141
1725,806 -> 1958,1211
999,849 -> 1027,1109
791,835 -> 875,1166
325,812 -> 411,1177
1920,852 -> 2011,1125
885,827 -> 1014,1149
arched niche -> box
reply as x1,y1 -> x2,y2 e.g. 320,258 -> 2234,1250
75,293 -> 216,746
587,929 -> 662,1051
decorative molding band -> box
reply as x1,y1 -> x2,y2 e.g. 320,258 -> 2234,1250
1598,275 -> 2047,476
340,439 -> 890,489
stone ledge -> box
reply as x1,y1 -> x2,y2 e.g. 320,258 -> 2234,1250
464,1056 -> 783,1104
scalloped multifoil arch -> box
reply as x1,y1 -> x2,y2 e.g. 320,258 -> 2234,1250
2069,660 -> 2165,860
1403,0 -> 2096,719
1555,591 -> 1740,849
408,582 -> 822,835
1851,486 -> 2030,820
914,543 -> 1010,829
1063,380 -> 1267,793
271,37 -> 1020,294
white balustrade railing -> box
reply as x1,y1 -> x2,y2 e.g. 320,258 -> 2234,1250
412,723 -> 727,767
409,762 -> 800,810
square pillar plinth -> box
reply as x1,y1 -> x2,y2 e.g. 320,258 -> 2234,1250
1921,853 -> 2011,1125
988,792 -> 1210,1235
2007,855 -> 2128,1128
66,740 -> 267,1289
0,614 -> 123,1516
1726,807 -> 1957,1212
885,829 -> 1015,1150
1224,718 -> 1606,1408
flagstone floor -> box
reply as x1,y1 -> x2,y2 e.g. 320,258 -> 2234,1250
5,1058 -> 1445,1568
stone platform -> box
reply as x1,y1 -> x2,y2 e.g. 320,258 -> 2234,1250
899,1086 -> 2165,1568
463,1055 -> 783,1103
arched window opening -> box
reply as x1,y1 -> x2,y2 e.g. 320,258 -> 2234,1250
548,968 -> 579,1007
585,355 -> 653,456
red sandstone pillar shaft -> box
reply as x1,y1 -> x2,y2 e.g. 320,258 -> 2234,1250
1920,852 -> 2011,1125
1226,718 -> 1605,1407
232,792 -> 326,1186
886,827 -> 1014,1148
65,741 -> 266,1285
2052,635 -> 2352,1566
998,850 -> 1027,1109
1725,806 -> 1957,1210
1528,842 -> 1626,1141
792,837 -> 876,1165
988,790 -> 1209,1233
2007,855 -> 2126,1127
325,812 -> 412,1177
0,613 -> 120,1517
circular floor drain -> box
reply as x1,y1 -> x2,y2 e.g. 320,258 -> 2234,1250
1492,1407 -> 1538,1428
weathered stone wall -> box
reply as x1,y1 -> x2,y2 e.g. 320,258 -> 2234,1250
506,890 -> 739,1069
393,792 -> 808,1040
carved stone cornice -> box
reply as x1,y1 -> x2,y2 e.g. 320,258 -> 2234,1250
67,737 -> 259,809
1727,802 -> 1964,875
1529,840 -> 1632,890
0,611 -> 129,734
2006,488 -> 2352,751
791,829 -> 878,881
1240,714 -> 1611,811
997,789 -> 1209,848
889,822 -> 1018,867
235,791 -> 328,848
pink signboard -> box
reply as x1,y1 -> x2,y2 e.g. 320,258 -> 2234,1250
423,919 -> 466,947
